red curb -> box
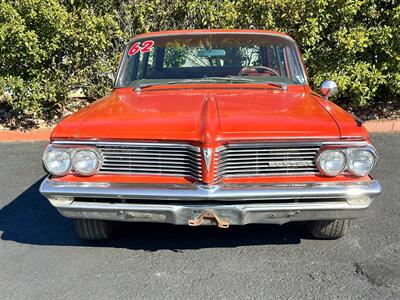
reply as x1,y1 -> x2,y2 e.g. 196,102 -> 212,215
0,128 -> 52,142
0,119 -> 398,142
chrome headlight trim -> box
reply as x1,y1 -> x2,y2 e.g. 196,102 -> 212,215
71,149 -> 102,176
346,146 -> 378,177
43,144 -> 102,177
316,149 -> 347,177
316,145 -> 378,177
43,146 -> 72,177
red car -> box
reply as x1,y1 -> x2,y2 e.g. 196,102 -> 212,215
40,29 -> 381,240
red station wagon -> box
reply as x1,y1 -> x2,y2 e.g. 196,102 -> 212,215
40,29 -> 381,240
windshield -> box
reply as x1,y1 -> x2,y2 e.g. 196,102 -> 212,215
115,33 -> 307,88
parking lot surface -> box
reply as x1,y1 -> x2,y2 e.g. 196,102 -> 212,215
0,134 -> 399,299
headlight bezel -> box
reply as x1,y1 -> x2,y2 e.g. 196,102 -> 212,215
346,146 -> 378,177
316,149 -> 347,177
43,147 -> 72,177
316,145 -> 378,177
71,149 -> 102,176
43,144 -> 102,177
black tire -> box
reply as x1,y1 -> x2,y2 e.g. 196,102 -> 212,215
308,219 -> 350,239
73,219 -> 113,240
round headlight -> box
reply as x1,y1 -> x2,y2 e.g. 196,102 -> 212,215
44,150 -> 71,176
317,149 -> 346,176
348,149 -> 376,176
72,150 -> 100,176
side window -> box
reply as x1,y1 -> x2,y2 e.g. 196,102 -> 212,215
265,46 -> 281,74
287,48 -> 305,83
137,47 -> 158,79
136,51 -> 145,79
120,54 -> 137,85
275,46 -> 305,84
147,49 -> 156,73
275,47 -> 288,78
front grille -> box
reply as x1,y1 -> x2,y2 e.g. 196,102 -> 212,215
97,142 -> 202,180
215,143 -> 321,179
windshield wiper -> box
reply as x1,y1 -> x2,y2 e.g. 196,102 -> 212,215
133,82 -> 164,91
204,76 -> 255,83
133,77 -> 288,91
133,79 -> 220,92
205,77 -> 288,90
259,81 -> 288,91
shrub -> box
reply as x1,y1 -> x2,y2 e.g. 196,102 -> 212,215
0,0 -> 398,128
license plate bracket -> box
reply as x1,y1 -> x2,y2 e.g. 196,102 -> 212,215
188,209 -> 229,228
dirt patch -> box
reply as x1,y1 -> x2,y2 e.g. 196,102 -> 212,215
339,100 -> 400,121
354,260 -> 400,289
0,98 -> 92,130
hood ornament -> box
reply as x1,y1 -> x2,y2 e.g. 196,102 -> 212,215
203,148 -> 213,173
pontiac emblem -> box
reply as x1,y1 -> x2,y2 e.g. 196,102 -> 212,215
268,161 -> 313,167
203,148 -> 213,173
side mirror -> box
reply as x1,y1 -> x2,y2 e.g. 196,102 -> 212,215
320,80 -> 338,100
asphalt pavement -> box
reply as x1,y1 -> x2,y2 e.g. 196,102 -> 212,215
0,134 -> 399,299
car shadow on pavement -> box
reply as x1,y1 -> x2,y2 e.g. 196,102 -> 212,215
0,178 -> 312,250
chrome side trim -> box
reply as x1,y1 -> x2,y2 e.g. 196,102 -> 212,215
215,141 -> 368,152
322,141 -> 368,146
52,140 -> 368,148
40,177 -> 381,202
52,140 -> 201,151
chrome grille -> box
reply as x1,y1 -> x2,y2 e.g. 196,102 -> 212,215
215,143 -> 321,179
97,142 -> 202,179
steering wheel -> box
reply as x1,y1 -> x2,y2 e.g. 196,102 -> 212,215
240,66 -> 280,76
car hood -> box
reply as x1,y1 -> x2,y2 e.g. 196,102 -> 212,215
52,85 -> 348,143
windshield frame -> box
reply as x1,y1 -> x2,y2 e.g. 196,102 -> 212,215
114,32 -> 308,88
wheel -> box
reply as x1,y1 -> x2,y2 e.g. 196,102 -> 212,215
308,219 -> 350,239
72,219 -> 113,240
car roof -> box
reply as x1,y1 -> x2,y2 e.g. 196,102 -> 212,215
132,29 -> 293,41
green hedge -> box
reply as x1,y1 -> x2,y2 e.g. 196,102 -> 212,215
1,0 -> 399,125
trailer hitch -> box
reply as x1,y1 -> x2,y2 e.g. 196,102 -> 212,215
188,209 -> 229,228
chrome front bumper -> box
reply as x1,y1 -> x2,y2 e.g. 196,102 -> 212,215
39,177 -> 381,225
